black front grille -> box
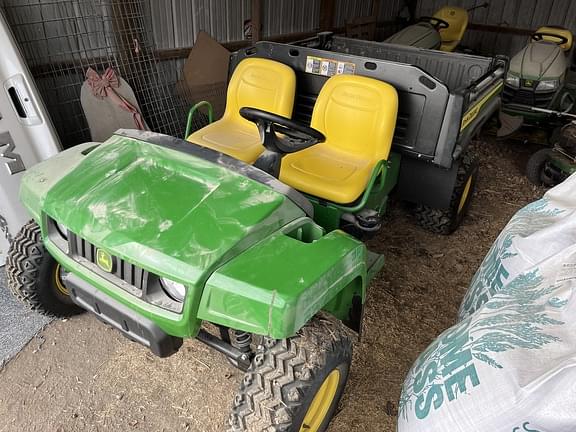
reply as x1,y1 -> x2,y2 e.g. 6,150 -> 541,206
503,86 -> 554,108
68,232 -> 148,290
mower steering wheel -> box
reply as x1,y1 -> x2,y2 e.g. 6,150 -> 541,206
418,16 -> 449,30
240,107 -> 325,154
531,32 -> 569,45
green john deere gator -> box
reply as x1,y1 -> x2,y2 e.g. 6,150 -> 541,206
8,67 -> 398,431
7,34 -> 506,431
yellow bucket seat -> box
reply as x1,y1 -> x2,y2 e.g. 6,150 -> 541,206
187,58 -> 296,163
433,6 -> 468,52
535,26 -> 573,51
280,74 -> 398,204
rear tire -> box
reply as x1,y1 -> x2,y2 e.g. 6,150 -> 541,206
526,148 -> 555,186
228,314 -> 353,432
414,152 -> 479,235
6,220 -> 83,318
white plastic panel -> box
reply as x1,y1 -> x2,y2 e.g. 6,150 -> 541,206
0,10 -> 60,265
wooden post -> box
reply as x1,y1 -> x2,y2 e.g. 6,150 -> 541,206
406,0 -> 418,23
251,0 -> 262,42
319,0 -> 335,31
371,0 -> 381,19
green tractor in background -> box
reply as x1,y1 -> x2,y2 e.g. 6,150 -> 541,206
497,26 -> 576,186
384,4 -> 487,51
500,26 -> 576,135
6,58 -> 401,432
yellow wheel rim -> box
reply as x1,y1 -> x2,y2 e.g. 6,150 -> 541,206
457,176 -> 473,214
300,369 -> 340,432
53,264 -> 69,296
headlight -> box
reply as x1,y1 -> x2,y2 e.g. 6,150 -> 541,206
160,278 -> 186,302
505,74 -> 520,88
536,79 -> 559,91
49,218 -> 69,253
54,221 -> 68,240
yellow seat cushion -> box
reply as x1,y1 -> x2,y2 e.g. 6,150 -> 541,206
280,74 -> 398,204
187,120 -> 263,163
187,57 -> 296,163
536,26 -> 573,51
281,145 -> 373,204
434,6 -> 468,52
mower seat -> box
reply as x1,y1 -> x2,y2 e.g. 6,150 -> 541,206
280,75 -> 398,205
187,58 -> 296,163
433,6 -> 468,52
535,26 -> 573,51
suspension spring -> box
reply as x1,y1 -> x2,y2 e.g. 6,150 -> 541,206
230,330 -> 252,354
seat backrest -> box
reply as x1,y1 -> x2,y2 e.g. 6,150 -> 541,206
535,26 -> 573,51
223,58 -> 296,124
433,6 -> 468,43
310,74 -> 398,161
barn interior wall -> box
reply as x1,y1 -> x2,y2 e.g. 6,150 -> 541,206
3,0 -> 407,146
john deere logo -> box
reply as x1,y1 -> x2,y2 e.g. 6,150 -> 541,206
96,249 -> 114,273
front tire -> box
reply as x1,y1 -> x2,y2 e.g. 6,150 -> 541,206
414,152 -> 479,235
6,220 -> 83,317
228,314 -> 353,432
526,148 -> 555,186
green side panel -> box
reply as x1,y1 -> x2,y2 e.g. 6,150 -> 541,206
365,152 -> 401,213
198,219 -> 367,339
311,203 -> 342,232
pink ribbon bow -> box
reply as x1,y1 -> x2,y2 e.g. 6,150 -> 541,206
86,67 -> 119,99
85,67 -> 147,130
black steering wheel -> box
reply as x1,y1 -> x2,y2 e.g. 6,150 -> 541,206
418,16 -> 449,30
240,107 -> 325,152
240,107 -> 325,178
531,32 -> 569,46
240,107 -> 326,178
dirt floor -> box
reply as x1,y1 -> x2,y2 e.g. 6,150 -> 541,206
0,135 -> 546,432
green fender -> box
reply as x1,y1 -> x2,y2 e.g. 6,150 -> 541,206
197,218 -> 368,339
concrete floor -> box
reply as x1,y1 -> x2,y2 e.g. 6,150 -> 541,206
0,266 -> 51,366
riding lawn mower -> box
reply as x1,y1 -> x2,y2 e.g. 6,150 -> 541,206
500,26 -> 576,136
385,4 -> 487,51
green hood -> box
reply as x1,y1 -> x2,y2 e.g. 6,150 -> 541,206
510,41 -> 566,80
39,133 -> 304,284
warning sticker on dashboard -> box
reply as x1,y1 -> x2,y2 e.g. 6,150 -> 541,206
305,56 -> 356,76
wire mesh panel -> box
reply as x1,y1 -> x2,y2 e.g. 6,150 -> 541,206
2,0 -> 204,147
